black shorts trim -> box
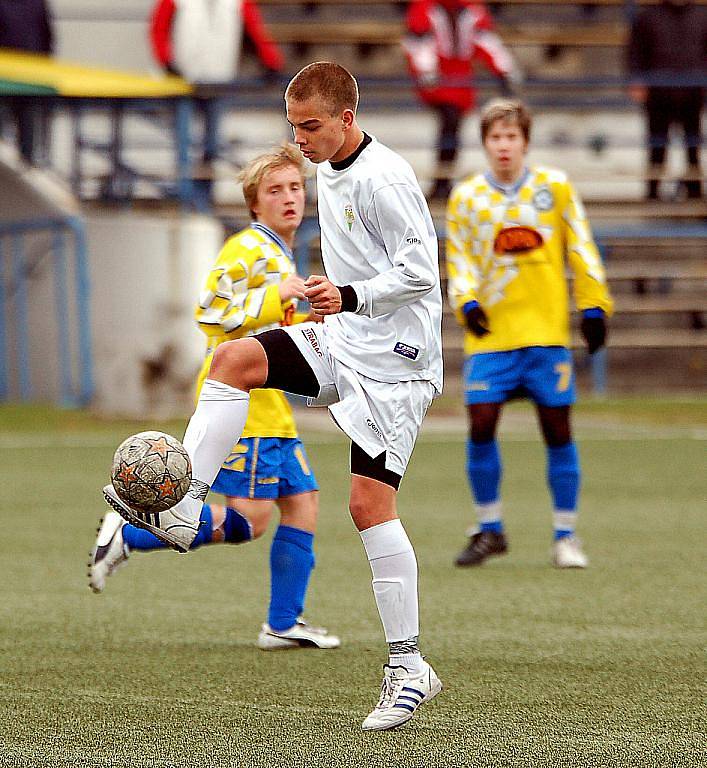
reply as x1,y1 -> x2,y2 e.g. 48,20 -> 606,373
257,328 -> 320,397
350,442 -> 401,491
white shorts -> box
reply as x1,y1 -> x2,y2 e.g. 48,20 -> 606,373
284,322 -> 435,477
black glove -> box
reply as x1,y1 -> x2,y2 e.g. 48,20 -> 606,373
580,313 -> 607,354
465,304 -> 490,338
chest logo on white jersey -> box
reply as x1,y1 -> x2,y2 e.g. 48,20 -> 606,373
344,203 -> 355,231
532,187 -> 554,212
393,341 -> 419,361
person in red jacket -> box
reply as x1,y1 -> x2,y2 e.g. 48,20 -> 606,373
403,0 -> 520,199
150,0 -> 284,83
150,0 -> 285,204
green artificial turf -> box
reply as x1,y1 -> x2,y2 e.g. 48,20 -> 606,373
0,403 -> 704,767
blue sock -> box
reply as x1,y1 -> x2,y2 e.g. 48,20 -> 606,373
222,506 -> 253,544
467,438 -> 503,533
122,504 -> 213,550
268,525 -> 315,632
547,442 -> 581,540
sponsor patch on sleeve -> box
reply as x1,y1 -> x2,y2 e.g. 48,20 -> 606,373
393,341 -> 419,360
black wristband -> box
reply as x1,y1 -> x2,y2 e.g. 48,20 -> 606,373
337,284 -> 358,313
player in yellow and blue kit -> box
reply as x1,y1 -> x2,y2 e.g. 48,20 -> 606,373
446,99 -> 613,569
89,144 -> 339,649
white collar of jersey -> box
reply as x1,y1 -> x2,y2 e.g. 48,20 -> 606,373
250,222 -> 293,258
484,167 -> 531,196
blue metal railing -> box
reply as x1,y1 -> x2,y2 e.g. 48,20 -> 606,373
0,216 -> 93,406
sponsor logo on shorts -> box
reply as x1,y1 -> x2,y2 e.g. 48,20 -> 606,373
366,418 -> 383,438
393,341 -> 419,360
468,382 -> 490,391
301,327 -> 323,358
406,235 -> 421,245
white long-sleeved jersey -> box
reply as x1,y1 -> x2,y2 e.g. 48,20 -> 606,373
316,136 -> 444,393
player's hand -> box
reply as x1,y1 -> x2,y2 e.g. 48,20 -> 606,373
465,304 -> 490,337
304,275 -> 342,315
279,275 -> 307,302
580,314 -> 607,354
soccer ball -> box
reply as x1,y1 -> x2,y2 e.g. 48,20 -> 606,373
111,431 -> 191,513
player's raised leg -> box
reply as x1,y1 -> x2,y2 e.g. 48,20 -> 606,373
87,501 -> 255,592
103,337 -> 271,552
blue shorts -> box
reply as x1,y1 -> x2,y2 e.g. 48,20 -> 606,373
463,346 -> 576,407
210,437 -> 318,500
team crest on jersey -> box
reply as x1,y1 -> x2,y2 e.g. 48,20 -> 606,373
344,204 -> 355,231
532,187 -> 554,211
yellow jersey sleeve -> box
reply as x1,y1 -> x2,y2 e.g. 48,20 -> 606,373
445,183 -> 480,325
561,180 -> 614,316
195,232 -> 286,339
193,226 -> 299,439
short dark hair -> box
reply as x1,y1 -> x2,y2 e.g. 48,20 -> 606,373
285,61 -> 359,115
480,99 -> 532,143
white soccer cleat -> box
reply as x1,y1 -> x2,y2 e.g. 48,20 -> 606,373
102,483 -> 201,553
88,511 -> 129,593
362,660 -> 442,732
257,618 -> 341,650
552,535 -> 589,568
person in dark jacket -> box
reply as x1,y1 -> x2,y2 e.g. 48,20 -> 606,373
627,0 -> 706,200
0,0 -> 54,164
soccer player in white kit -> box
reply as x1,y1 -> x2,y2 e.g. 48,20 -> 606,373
103,61 -> 444,731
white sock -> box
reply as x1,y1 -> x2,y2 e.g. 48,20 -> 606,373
466,500 -> 502,536
360,519 -> 423,673
183,379 -> 250,486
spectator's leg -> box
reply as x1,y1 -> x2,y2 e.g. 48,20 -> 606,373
646,91 -> 669,200
430,103 -> 462,200
15,96 -> 38,164
680,89 -> 703,200
194,97 -> 218,211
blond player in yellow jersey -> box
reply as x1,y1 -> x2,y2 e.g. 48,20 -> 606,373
90,144 -> 339,650
446,99 -> 613,569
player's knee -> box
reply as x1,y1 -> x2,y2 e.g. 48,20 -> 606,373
248,508 -> 273,539
349,497 -> 396,532
546,432 -> 571,448
210,339 -> 265,391
279,493 -> 318,533
542,419 -> 572,447
468,404 -> 500,444
470,425 -> 495,444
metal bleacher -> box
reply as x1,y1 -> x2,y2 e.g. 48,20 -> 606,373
0,0 -> 705,397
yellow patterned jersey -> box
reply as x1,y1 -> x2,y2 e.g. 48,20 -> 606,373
446,166 -> 613,354
194,223 -> 299,438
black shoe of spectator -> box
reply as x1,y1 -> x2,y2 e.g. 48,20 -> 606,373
455,531 -> 508,567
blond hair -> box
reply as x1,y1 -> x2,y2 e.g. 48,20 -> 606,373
285,61 -> 359,116
480,98 -> 532,143
239,142 -> 306,217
